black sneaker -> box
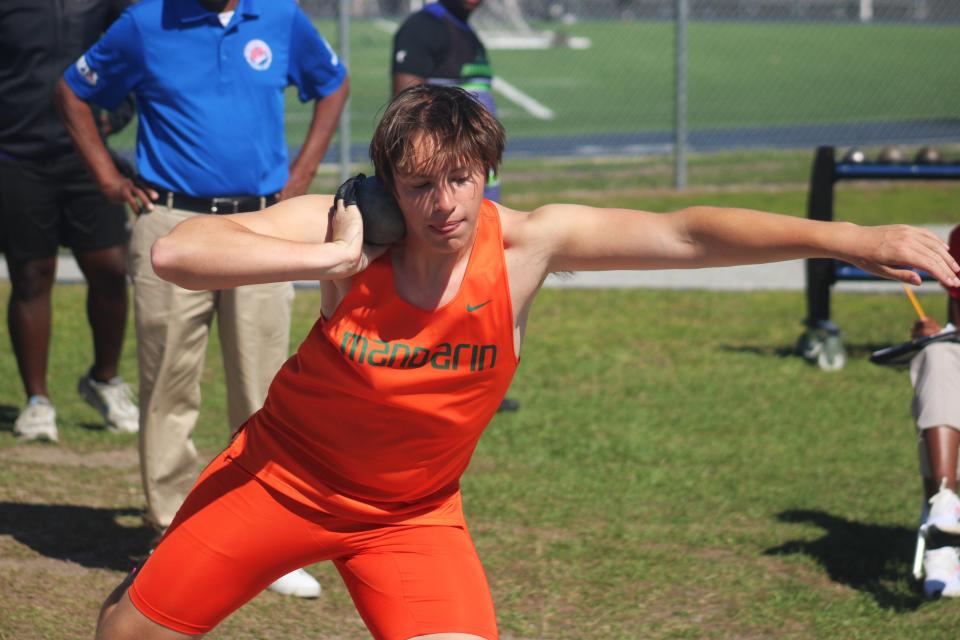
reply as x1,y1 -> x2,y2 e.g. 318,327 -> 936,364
497,397 -> 520,412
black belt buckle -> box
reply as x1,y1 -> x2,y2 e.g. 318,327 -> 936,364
211,197 -> 241,214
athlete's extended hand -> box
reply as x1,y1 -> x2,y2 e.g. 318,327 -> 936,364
845,224 -> 960,289
101,174 -> 158,215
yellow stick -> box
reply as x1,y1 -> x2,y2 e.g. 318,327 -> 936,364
901,284 -> 927,320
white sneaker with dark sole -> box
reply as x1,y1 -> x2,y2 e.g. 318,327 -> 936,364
77,374 -> 139,433
924,546 -> 960,598
13,396 -> 59,443
267,568 -> 321,598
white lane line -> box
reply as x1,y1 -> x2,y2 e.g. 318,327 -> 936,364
373,18 -> 397,33
492,77 -> 554,120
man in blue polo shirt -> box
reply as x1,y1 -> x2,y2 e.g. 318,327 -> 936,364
57,0 -> 348,598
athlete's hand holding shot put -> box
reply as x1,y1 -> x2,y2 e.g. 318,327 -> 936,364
152,192 -> 388,290
101,86 -> 960,640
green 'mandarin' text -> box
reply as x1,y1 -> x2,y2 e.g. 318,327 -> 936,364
340,332 -> 496,371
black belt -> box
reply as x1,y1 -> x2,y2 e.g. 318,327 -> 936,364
157,188 -> 277,214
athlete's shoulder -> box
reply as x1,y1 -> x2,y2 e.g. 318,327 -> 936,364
495,202 -> 539,248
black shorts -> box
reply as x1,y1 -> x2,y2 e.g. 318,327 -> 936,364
0,153 -> 130,261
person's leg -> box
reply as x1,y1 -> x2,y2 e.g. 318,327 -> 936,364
59,158 -> 138,432
96,574 -> 196,640
0,159 -> 61,401
912,342 -> 960,500
102,439 -> 330,638
129,206 -> 215,529
60,157 -> 132,383
911,342 -> 960,597
923,427 -> 960,500
73,244 -> 140,433
336,524 -> 498,640
6,255 -> 57,399
74,245 -> 128,381
0,159 -> 62,440
216,281 -> 294,431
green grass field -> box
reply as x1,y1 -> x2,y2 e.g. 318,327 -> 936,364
107,19 -> 960,151
4,284 -> 960,638
2,159 -> 960,637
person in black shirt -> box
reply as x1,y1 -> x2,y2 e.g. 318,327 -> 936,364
392,0 -> 499,200
0,0 -> 138,442
391,0 -> 520,413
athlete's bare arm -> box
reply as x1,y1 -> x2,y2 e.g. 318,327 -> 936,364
503,202 -> 959,289
151,194 -> 383,291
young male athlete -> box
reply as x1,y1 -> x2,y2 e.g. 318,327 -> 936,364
94,86 -> 960,639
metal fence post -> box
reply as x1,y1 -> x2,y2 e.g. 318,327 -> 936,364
338,0 -> 351,183
674,0 -> 688,190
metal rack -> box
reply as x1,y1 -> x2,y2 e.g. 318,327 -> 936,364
798,145 -> 960,370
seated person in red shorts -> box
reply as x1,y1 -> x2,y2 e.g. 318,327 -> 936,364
94,86 -> 960,640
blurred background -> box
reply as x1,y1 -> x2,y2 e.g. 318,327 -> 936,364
111,0 -> 960,190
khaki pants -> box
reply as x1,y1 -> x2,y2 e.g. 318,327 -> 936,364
911,341 -> 960,478
129,205 -> 294,528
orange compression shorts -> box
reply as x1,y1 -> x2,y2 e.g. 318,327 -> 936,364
128,450 -> 498,639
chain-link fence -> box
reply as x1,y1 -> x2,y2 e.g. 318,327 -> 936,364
289,0 -> 959,186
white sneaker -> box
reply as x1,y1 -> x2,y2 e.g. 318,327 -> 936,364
13,396 -> 59,442
267,568 -> 321,599
923,546 -> 960,598
921,483 -> 960,538
77,374 -> 139,433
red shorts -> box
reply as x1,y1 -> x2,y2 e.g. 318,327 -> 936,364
128,450 -> 497,639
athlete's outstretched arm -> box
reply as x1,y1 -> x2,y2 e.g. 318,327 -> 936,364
516,204 -> 960,288
151,194 -> 384,290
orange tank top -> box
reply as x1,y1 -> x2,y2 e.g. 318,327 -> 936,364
233,200 -> 518,525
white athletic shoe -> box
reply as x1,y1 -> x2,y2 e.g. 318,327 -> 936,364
923,546 -> 960,598
267,568 -> 321,599
77,374 -> 139,433
922,483 -> 960,538
13,396 -> 59,442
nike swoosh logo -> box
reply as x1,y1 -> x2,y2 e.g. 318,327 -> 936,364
467,300 -> 492,312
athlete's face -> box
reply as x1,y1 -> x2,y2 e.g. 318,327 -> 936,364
392,138 -> 486,254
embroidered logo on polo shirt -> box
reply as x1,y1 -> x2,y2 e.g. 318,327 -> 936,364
75,55 -> 98,86
244,39 -> 272,71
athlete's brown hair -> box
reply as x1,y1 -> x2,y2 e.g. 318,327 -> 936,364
370,85 -> 505,195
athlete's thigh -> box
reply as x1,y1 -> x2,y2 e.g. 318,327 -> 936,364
336,525 -> 497,640
128,449 -> 324,636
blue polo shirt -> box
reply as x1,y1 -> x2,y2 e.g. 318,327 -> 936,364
64,0 -> 346,197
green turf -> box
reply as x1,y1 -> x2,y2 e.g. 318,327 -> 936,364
106,19 -> 960,151
3,137 -> 959,638
3,282 -> 960,638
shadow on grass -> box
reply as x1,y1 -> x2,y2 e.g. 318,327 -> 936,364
0,502 -> 153,572
720,342 -> 897,362
0,404 -> 19,432
764,509 -> 924,612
